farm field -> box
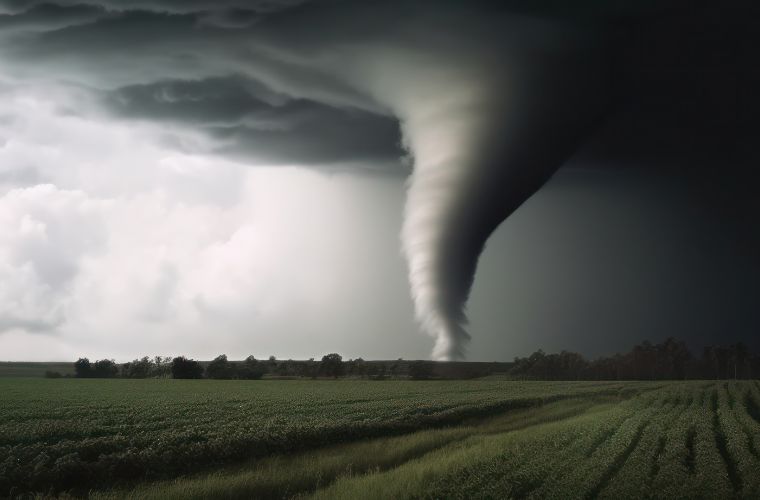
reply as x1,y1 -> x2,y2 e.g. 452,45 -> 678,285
2,379 -> 760,498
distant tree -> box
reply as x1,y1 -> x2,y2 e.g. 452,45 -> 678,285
44,370 -> 62,379
559,351 -> 586,380
750,354 -> 760,380
734,342 -> 750,379
74,358 -> 118,378
702,346 -> 720,380
277,359 -> 296,376
267,355 -> 278,374
123,356 -> 153,378
506,339 -> 760,381
367,363 -> 387,380
151,356 -> 173,378
206,354 -> 236,379
319,353 -> 344,378
715,347 -> 732,380
345,357 -> 367,378
92,359 -> 118,378
632,341 -> 656,380
661,338 -> 692,380
171,356 -> 204,379
74,358 -> 92,378
352,357 -> 367,378
409,360 -> 433,380
239,355 -> 265,380
301,358 -> 317,379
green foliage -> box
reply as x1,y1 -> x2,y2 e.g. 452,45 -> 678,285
319,353 -> 344,378
73,358 -> 118,378
206,355 -> 234,379
121,357 -> 154,378
92,359 -> 118,378
238,356 -> 265,380
73,358 -> 91,378
170,356 -> 203,379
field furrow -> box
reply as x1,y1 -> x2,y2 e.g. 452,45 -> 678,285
719,384 -> 760,498
710,388 -> 742,496
649,396 -> 699,496
658,386 -> 732,500
529,405 -> 656,499
598,398 -> 687,499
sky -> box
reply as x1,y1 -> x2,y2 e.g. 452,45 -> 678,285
0,1 -> 758,361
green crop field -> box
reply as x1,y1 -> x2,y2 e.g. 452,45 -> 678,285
2,379 -> 760,499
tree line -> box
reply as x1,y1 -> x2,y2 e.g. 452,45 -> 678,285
68,353 -> 382,380
509,338 -> 760,380
57,338 -> 760,381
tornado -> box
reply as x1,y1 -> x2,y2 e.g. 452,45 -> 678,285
361,14 -> 610,360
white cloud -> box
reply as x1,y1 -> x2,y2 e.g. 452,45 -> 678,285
0,83 -> 422,361
0,184 -> 109,333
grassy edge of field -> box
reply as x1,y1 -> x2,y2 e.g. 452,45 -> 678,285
88,398 -> 605,500
304,402 -> 626,500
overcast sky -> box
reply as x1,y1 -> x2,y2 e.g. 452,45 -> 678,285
0,1 -> 758,361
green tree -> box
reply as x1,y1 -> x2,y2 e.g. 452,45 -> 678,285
171,356 -> 203,379
206,354 -> 235,379
73,358 -> 91,378
123,356 -> 152,378
92,359 -> 118,378
240,355 -> 265,380
319,353 -> 344,378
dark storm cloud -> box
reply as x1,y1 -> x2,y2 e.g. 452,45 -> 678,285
105,76 -> 284,124
0,3 -> 105,31
0,2 -> 402,166
0,4 -> 380,110
1,0 -> 758,358
103,75 -> 403,165
0,0 -> 303,14
207,111 -> 402,166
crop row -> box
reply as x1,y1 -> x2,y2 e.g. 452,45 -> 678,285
424,381 -> 760,499
0,379 -> 643,495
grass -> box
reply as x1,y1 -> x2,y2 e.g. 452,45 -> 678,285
3,379 -> 760,499
92,398 -> 597,500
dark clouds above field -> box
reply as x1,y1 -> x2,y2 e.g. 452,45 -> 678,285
0,2 -> 406,167
0,1 -> 758,361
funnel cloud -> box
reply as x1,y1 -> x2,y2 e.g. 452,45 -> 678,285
357,17 -> 609,359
